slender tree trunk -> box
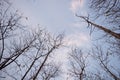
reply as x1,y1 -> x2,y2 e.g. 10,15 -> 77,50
100,59 -> 120,80
0,34 -> 5,62
21,59 -> 36,80
33,47 -> 55,80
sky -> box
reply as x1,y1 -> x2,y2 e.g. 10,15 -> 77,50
1,0 -> 119,80
11,0 -> 91,79
11,0 -> 90,46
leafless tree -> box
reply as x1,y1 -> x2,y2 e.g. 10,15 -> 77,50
68,48 -> 89,80
0,26 -> 63,80
0,0 -> 28,71
91,45 -> 120,80
20,29 -> 64,80
75,1 -> 120,79
0,0 -> 64,80
76,0 -> 120,40
75,2 -> 120,68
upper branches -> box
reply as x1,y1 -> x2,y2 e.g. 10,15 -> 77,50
0,1 -> 64,80
90,0 -> 120,24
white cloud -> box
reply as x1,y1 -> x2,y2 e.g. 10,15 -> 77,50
64,33 -> 91,48
70,0 -> 84,13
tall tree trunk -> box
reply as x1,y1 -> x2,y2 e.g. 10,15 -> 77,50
76,15 -> 120,39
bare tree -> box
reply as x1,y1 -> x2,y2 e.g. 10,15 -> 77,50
91,45 -> 120,80
68,48 -> 89,80
0,1 -> 64,80
75,1 -> 120,80
32,32 -> 63,80
19,29 -> 64,80
76,0 -> 120,40
0,26 -> 64,80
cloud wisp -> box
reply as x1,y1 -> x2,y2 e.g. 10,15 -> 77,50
70,0 -> 84,13
64,33 -> 91,48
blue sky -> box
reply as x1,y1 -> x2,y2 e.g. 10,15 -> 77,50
12,0 -> 74,32
12,0 -> 88,33
11,0 -> 91,79
1,0 -> 118,80
11,0 -> 91,50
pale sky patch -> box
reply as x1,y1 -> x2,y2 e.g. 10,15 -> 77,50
51,48 -> 70,80
53,48 -> 69,63
71,21 -> 87,28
